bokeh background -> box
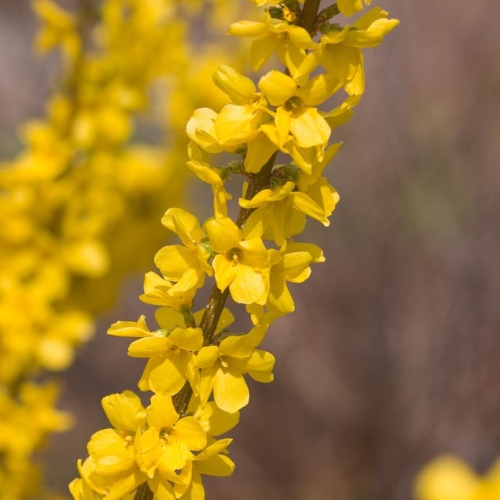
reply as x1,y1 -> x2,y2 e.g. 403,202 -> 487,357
2,1 -> 500,499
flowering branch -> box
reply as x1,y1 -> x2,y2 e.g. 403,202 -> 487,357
70,0 -> 399,498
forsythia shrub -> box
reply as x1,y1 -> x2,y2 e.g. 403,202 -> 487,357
69,0 -> 398,499
0,0 -> 250,498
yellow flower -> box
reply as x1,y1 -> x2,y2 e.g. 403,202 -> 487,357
194,325 -> 274,412
108,314 -> 202,396
264,242 -> 325,315
154,209 -> 213,296
136,394 -> 207,485
258,70 -> 336,150
188,398 -> 240,441
205,217 -> 269,304
139,272 -> 196,311
80,392 -> 148,499
228,12 -> 315,73
187,108 -> 228,154
316,8 -> 399,95
240,175 -> 340,246
212,65 -> 279,173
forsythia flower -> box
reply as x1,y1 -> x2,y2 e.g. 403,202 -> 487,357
195,325 -> 274,412
315,8 -> 400,95
228,12 -> 315,72
264,242 -> 325,316
139,272 -> 197,310
80,392 -> 148,498
154,209 -> 213,296
205,217 -> 270,304
108,315 -> 202,395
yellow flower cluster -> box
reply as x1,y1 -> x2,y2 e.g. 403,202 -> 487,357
0,1 -> 250,498
71,0 -> 398,498
414,455 -> 500,500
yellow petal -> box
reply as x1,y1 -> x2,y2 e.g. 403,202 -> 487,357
147,475 -> 176,500
258,71 -> 297,107
215,103 -> 260,145
275,106 -> 292,146
213,65 -> 256,104
187,160 -> 223,187
214,367 -> 249,412
169,327 -> 203,351
219,335 -> 252,358
250,33 -> 279,71
246,350 -> 275,373
194,402 -> 240,437
128,337 -> 172,358
154,245 -> 197,281
107,470 -> 146,500
140,272 -> 195,310
227,20 -> 267,37
195,455 -> 235,478
148,355 -> 187,396
241,206 -> 268,240
195,346 -> 220,368
101,391 -> 145,432
172,417 -> 207,451
195,438 -> 233,460
285,25 -> 316,49
136,427 -> 162,478
186,108 -> 223,153
267,276 -> 295,315
244,133 -> 277,174
199,365 -> 217,408
108,315 -> 150,338
155,307 -> 186,330
230,265 -> 266,305
161,208 -> 204,247
147,394 -> 179,429
296,74 -> 342,106
205,217 -> 241,254
290,192 -> 328,224
168,268 -> 205,296
290,108 -> 331,148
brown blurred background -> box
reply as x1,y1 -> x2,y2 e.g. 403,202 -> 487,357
2,0 -> 500,499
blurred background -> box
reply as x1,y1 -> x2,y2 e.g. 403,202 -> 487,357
2,0 -> 500,499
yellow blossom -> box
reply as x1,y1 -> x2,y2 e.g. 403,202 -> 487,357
205,217 -> 270,304
108,313 -> 202,396
263,242 -> 325,315
195,325 -> 274,412
80,392 -> 148,499
136,394 -> 207,485
154,209 -> 213,296
311,8 -> 400,95
139,272 -> 196,310
258,70 -> 337,150
228,12 -> 315,73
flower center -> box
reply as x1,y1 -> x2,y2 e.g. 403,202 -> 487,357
226,247 -> 243,267
284,96 -> 302,112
